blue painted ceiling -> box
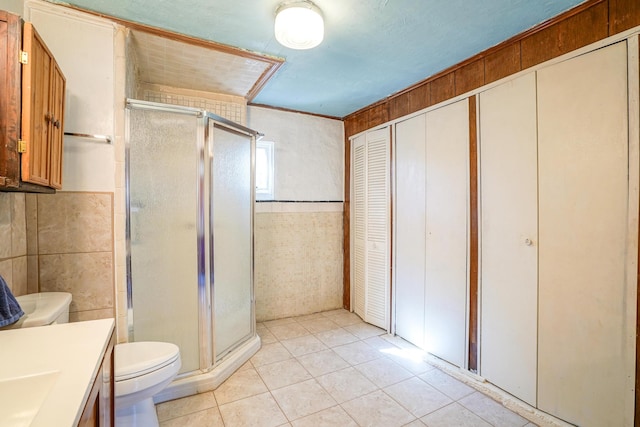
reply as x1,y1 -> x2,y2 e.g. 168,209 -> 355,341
51,0 -> 586,117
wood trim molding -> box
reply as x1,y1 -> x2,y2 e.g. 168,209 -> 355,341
60,4 -> 285,102
246,62 -> 284,102
636,33 -> 640,427
343,0 -> 607,122
248,103 -> 342,121
468,96 -> 479,373
343,136 -> 351,310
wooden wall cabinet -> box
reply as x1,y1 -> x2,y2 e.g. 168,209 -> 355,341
78,329 -> 115,427
0,11 -> 65,192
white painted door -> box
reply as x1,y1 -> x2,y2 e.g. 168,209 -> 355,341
424,100 -> 469,367
351,128 -> 391,330
537,41 -> 633,426
478,73 -> 538,406
364,128 -> 391,329
352,135 -> 366,319
394,114 -> 427,347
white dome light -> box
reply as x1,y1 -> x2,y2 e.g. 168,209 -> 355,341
275,1 -> 324,50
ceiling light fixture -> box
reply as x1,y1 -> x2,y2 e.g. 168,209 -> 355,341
275,1 -> 324,50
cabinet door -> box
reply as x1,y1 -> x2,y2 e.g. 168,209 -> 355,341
537,41 -> 632,426
394,114 -> 426,347
0,11 -> 21,188
424,100 -> 469,367
48,61 -> 65,189
21,22 -> 53,186
478,73 -> 538,406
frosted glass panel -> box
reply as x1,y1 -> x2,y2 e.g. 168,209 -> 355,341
129,109 -> 200,373
213,124 -> 253,358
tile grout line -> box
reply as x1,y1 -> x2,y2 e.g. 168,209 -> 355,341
159,309 -> 532,427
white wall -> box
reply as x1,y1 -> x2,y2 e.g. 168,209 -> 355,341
247,106 -> 344,201
4,0 -> 23,15
24,0 -> 118,192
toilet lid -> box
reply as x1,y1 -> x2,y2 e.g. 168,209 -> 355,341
115,341 -> 180,381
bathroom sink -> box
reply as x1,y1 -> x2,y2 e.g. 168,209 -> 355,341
0,371 -> 60,427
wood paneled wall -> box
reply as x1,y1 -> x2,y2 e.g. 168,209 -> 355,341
341,2 -> 640,410
342,0 -> 640,307
343,0 -> 640,136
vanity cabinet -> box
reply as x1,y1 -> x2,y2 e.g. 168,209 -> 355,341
0,11 -> 65,192
78,328 -> 115,427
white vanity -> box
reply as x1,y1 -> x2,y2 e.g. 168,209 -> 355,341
0,319 -> 115,426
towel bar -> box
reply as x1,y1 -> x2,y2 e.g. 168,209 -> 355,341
64,132 -> 112,144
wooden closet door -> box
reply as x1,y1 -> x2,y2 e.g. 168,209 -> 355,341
424,100 -> 469,367
537,41 -> 633,426
394,114 -> 426,347
478,73 -> 538,406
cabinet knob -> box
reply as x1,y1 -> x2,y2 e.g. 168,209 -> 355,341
53,120 -> 60,129
525,238 -> 533,246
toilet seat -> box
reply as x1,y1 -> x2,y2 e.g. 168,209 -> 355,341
115,342 -> 180,382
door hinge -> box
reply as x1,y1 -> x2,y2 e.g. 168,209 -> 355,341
19,51 -> 28,64
18,140 -> 26,153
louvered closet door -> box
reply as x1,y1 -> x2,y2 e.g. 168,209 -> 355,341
537,41 -> 632,426
424,100 -> 469,368
364,128 -> 390,329
394,114 -> 426,347
352,135 -> 367,319
351,128 -> 390,330
479,72 -> 538,406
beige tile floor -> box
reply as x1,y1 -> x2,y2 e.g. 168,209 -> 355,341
156,309 -> 538,427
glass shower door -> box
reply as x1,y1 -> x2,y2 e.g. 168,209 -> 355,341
128,108 -> 202,374
211,123 -> 254,359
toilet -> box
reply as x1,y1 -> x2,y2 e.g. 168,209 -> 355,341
115,341 -> 182,427
0,292 -> 72,330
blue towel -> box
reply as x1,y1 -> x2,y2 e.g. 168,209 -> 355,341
0,274 -> 24,327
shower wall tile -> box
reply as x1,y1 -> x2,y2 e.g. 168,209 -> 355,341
255,210 -> 343,322
0,259 -> 12,289
0,193 -> 12,260
70,308 -> 115,322
117,316 -> 128,343
0,194 -> 28,297
25,194 -> 38,255
39,251 -> 114,313
11,256 -> 28,297
11,194 -> 26,257
27,255 -> 39,294
37,192 -> 113,254
117,290 -> 127,316
114,213 -> 126,248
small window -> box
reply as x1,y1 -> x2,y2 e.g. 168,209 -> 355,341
256,141 -> 274,200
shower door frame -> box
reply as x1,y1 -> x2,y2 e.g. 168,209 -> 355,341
125,99 -> 257,376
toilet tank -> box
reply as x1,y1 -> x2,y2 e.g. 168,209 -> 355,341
13,292 -> 72,328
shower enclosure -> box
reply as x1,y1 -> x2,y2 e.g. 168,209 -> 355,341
125,100 -> 260,400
